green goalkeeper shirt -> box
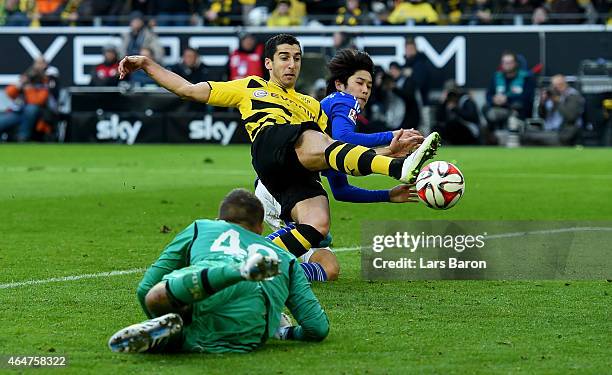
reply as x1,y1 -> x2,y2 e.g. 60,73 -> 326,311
136,219 -> 329,352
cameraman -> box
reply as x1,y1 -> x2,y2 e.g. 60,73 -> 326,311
433,80 -> 481,145
0,57 -> 51,142
524,74 -> 584,146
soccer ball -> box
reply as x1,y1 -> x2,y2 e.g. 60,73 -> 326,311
416,161 -> 465,210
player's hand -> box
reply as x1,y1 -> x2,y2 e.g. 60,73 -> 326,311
118,55 -> 148,80
274,313 -> 294,340
400,128 -> 424,152
388,129 -> 407,157
240,248 -> 280,281
389,130 -> 424,157
397,128 -> 422,139
389,184 -> 419,203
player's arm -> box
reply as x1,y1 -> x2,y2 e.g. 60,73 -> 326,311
323,169 -> 389,202
282,259 -> 329,342
331,101 -> 393,147
118,55 -> 212,103
136,223 -> 194,317
323,170 -> 418,203
330,101 -> 422,157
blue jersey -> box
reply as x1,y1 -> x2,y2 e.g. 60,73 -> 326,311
321,92 -> 393,147
320,92 -> 393,203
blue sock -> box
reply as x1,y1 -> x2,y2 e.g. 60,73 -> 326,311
300,262 -> 328,282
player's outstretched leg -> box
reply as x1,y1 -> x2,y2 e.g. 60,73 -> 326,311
323,132 -> 441,184
108,313 -> 183,353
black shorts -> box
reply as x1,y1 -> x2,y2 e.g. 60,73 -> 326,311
251,122 -> 328,222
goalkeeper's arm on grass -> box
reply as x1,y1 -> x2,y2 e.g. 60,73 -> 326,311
276,259 -> 330,341
136,224 -> 193,317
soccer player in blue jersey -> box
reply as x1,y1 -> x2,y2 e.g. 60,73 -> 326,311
256,49 -> 439,282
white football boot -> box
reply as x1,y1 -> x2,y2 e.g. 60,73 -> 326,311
399,132 -> 441,184
108,313 -> 183,353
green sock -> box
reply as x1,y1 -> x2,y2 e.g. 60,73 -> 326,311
167,265 -> 243,305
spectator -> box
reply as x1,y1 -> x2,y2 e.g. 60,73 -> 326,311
90,45 -> 120,86
367,67 -> 407,131
549,0 -> 584,24
437,0 -> 464,24
267,0 -> 302,26
120,11 -> 164,62
523,74 -> 584,145
465,0 -> 500,25
370,1 -> 391,25
75,0 -> 129,26
403,37 -> 432,105
129,47 -> 158,87
531,5 -> 550,24
170,47 -> 208,83
0,57 -> 50,141
388,61 -> 419,129
335,0 -> 367,25
205,0 -> 253,26
228,33 -> 264,80
502,0 -> 542,24
0,0 -> 30,26
59,0 -> 82,26
30,0 -> 66,26
153,0 -> 201,26
483,50 -> 535,143
388,0 -> 439,25
433,80 -> 481,145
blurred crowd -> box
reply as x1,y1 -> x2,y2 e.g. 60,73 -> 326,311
0,0 -> 610,27
2,26 -> 605,146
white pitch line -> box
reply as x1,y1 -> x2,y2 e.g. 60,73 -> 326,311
1,227 -> 610,289
334,246 -> 361,253
0,268 -> 145,290
484,226 -> 612,239
0,248 -> 361,289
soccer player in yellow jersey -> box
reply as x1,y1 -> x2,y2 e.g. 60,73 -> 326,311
118,34 -> 440,260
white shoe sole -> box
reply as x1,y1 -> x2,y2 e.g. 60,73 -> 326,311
108,313 -> 183,353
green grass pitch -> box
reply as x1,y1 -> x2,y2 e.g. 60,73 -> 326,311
0,144 -> 610,374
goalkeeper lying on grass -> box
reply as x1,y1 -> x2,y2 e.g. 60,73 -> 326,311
108,189 -> 328,353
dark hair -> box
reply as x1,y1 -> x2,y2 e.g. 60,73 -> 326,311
264,34 -> 301,60
326,48 -> 374,96
218,188 -> 264,229
389,61 -> 402,70
183,47 -> 198,54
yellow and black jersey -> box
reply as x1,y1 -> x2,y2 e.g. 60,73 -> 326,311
207,76 -> 329,141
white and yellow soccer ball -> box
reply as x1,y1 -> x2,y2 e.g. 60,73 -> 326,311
416,161 -> 465,210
